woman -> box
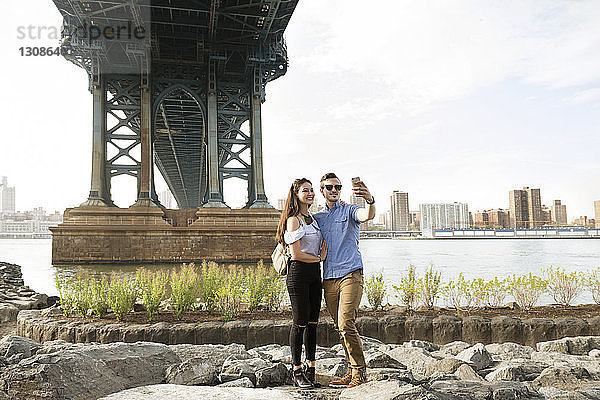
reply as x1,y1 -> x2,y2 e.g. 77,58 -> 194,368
276,178 -> 327,389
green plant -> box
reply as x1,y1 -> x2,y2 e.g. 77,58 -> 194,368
215,271 -> 245,321
198,261 -> 225,312
89,276 -> 110,318
544,266 -> 584,306
71,270 -> 94,317
393,264 -> 420,311
421,265 -> 441,308
55,273 -> 75,317
469,278 -> 489,307
245,261 -> 271,312
107,274 -> 137,321
170,263 -> 199,320
442,273 -> 472,312
586,268 -> 600,305
137,269 -> 169,321
507,273 -> 547,309
265,270 -> 286,311
486,277 -> 507,307
365,270 -> 387,310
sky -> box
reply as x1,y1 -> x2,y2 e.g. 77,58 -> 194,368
0,1 -> 599,219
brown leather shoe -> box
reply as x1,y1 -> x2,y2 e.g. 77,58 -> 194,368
346,370 -> 367,388
329,370 -> 352,387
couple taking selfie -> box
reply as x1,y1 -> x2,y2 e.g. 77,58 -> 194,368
275,172 -> 376,389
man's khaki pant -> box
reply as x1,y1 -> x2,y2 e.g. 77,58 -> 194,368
322,268 -> 366,373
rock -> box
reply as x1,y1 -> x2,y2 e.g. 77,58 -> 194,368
441,341 -> 471,356
490,358 -> 550,381
531,351 -> 600,376
454,364 -> 485,382
247,344 -> 291,364
485,342 -> 534,360
455,343 -> 493,370
366,368 -> 414,383
404,339 -> 439,353
339,380 -> 437,400
165,358 -> 218,385
217,377 -> 254,388
485,365 -> 525,382
0,341 -> 180,400
170,343 -> 251,366
537,337 -> 600,356
431,380 -> 542,399
254,362 -> 288,387
0,335 -> 41,364
0,304 -> 19,323
425,358 -> 465,377
358,335 -> 384,352
99,384 -> 299,400
315,357 -> 348,377
589,350 -> 600,358
219,357 -> 272,385
364,349 -> 405,369
384,345 -> 439,379
532,367 -> 592,390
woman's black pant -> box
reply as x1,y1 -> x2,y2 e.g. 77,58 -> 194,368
286,260 -> 322,367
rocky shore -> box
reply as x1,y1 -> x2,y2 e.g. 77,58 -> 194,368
0,262 -> 49,325
0,333 -> 599,399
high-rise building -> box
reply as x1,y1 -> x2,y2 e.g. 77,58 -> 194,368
409,211 -> 420,230
390,191 -> 409,231
277,198 -> 286,211
509,187 -> 542,228
474,209 -> 510,228
594,200 -> 600,224
0,176 -> 16,214
158,189 -> 175,209
551,200 -> 568,225
419,202 -> 470,235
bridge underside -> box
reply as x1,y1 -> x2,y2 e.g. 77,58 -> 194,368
50,0 -> 297,262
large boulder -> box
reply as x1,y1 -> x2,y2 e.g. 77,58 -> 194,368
0,341 -> 180,400
165,358 -> 219,386
485,342 -> 534,361
455,343 -> 493,371
536,337 -> 600,356
99,384 -> 300,400
0,335 -> 42,364
531,366 -> 596,391
170,343 -> 251,366
218,357 -> 273,385
383,345 -> 439,379
339,380 -> 444,400
430,380 -> 542,399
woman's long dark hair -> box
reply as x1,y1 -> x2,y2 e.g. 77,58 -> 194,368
276,178 -> 312,243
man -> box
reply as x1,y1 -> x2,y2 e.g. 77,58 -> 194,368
313,172 -> 376,388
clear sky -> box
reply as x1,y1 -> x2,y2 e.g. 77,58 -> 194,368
1,1 -> 599,219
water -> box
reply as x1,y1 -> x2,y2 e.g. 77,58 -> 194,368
1,238 -> 599,304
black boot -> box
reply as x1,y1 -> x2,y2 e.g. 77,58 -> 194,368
304,364 -> 321,388
292,367 -> 314,389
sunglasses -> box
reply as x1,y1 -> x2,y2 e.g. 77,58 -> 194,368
322,184 -> 342,191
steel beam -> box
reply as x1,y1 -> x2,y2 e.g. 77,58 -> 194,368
248,67 -> 271,208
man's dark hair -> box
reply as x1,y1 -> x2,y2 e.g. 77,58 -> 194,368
320,172 -> 339,184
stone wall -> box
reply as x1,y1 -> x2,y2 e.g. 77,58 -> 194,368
17,310 -> 600,349
0,263 -> 49,323
51,207 -> 281,263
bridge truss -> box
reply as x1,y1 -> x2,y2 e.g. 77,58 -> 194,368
53,0 -> 298,209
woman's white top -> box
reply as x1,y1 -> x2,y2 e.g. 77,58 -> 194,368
284,214 -> 322,258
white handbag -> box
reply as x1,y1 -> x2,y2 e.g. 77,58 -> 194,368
271,242 -> 290,276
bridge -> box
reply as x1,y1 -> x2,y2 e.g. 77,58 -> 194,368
50,0 -> 298,263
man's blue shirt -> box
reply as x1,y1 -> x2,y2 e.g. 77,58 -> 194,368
314,201 -> 363,280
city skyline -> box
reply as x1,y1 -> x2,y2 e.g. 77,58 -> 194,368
1,2 -> 599,217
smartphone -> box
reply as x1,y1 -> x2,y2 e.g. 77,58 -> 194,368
352,177 -> 360,187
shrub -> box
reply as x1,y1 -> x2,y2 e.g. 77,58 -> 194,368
421,265 -> 441,308
486,277 -> 508,307
507,273 -> 547,309
137,269 -> 169,321
89,276 -> 110,318
71,270 -> 94,317
55,273 -> 75,317
171,263 -> 198,320
245,261 -> 271,312
198,261 -> 224,312
265,270 -> 286,311
469,278 -> 489,307
544,266 -> 584,306
586,267 -> 600,305
365,270 -> 387,310
393,264 -> 420,311
442,273 -> 472,311
215,271 -> 245,321
107,274 -> 137,321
